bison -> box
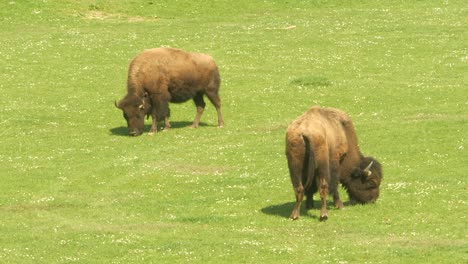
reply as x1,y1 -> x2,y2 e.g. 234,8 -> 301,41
285,106 -> 382,221
116,47 -> 224,136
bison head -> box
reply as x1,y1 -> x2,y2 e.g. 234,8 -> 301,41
115,92 -> 151,136
343,157 -> 383,204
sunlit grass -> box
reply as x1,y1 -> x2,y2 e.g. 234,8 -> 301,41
0,0 -> 466,263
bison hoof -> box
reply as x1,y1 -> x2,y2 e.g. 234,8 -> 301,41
319,215 -> 328,222
289,212 -> 300,220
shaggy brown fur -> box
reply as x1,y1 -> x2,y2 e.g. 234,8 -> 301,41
285,106 -> 382,221
343,157 -> 382,204
116,47 -> 224,136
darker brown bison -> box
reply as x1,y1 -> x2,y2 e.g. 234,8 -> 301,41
285,106 -> 382,221
116,47 -> 224,136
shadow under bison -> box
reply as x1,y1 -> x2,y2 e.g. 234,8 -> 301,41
261,201 -> 359,220
109,121 -> 210,136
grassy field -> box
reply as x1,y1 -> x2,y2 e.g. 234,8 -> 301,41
1,0 -> 467,263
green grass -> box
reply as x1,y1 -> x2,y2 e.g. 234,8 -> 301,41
1,0 -> 467,263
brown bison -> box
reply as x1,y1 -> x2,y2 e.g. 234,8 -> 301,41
116,47 -> 224,136
285,106 -> 382,221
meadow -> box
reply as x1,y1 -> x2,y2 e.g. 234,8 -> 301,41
0,0 -> 466,263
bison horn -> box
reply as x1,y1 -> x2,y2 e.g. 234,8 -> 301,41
139,104 -> 145,110
364,161 -> 374,176
115,100 -> 120,109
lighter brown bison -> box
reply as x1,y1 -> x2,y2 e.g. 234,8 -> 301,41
116,47 -> 224,136
286,106 -> 382,221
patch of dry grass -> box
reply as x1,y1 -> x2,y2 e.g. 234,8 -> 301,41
84,10 -> 158,22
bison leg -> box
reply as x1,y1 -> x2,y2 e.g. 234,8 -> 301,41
215,106 -> 224,128
286,136 -> 306,220
149,95 -> 171,134
205,91 -> 224,128
330,160 -> 344,209
149,106 -> 170,134
318,177 -> 329,221
149,113 -> 157,135
290,185 -> 304,220
160,102 -> 171,131
333,191 -> 344,209
192,93 -> 206,128
164,116 -> 171,130
316,159 -> 330,221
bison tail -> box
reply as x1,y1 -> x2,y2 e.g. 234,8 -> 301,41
301,134 -> 316,191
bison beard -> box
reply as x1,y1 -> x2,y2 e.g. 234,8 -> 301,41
116,47 -> 224,136
286,106 -> 383,221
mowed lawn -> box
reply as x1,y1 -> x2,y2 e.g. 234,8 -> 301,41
0,0 -> 466,263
